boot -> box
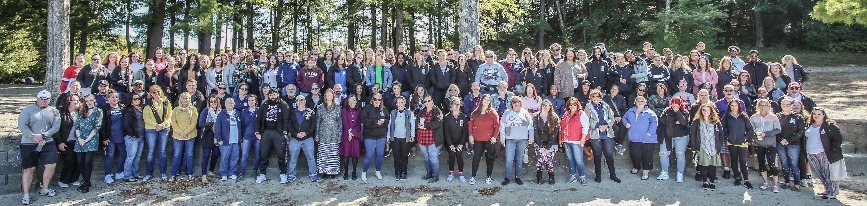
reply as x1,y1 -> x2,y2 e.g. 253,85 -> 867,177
548,172 -> 556,185
536,171 -> 543,184
423,171 -> 433,180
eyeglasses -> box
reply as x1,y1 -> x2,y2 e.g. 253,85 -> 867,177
209,100 -> 217,103
568,103 -> 578,106
510,100 -> 521,103
219,87 -> 227,90
421,50 -> 428,52
724,89 -> 734,92
132,97 -> 141,100
638,89 -> 646,92
239,88 -> 248,91
790,87 -> 801,90
424,99 -> 433,103
38,97 -> 50,100
69,99 -> 79,102
92,59 -> 101,61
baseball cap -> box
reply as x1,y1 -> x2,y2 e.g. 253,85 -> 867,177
133,80 -> 144,85
296,94 -> 306,101
37,90 -> 51,100
788,82 -> 801,89
99,80 -> 109,85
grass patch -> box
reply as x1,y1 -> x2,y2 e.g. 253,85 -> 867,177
705,47 -> 867,67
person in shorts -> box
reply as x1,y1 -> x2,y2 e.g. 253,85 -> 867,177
18,90 -> 62,205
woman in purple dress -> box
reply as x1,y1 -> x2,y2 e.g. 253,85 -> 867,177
340,96 -> 363,180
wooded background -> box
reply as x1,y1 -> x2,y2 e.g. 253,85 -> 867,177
2,0 -> 867,85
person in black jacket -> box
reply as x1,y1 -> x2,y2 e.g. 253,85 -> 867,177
604,85 -> 628,152
521,57 -> 548,98
722,100 -> 755,189
690,103 -> 725,190
443,97 -> 469,183
255,89 -> 290,183
110,56 -> 133,99
286,95 -> 318,183
776,99 -> 805,191
533,99 -> 561,185
346,53 -> 366,92
429,50 -> 452,111
157,57 -> 180,105
99,90 -> 126,183
743,50 -> 768,89
782,55 -> 808,83
777,82 -> 817,113
122,93 -> 146,182
805,107 -> 844,199
391,53 -> 412,95
657,97 -> 690,182
451,54 -> 474,98
361,93 -> 390,181
55,93 -> 81,186
409,52 -> 430,90
586,46 -> 610,91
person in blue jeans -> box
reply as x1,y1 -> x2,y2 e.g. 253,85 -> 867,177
416,95 -> 444,183
240,94 -> 261,180
287,96 -> 319,182
499,96 -> 534,186
658,97 -> 690,182
585,90 -> 621,183
143,85 -> 172,181
101,91 -> 126,183
361,93 -> 390,181
123,93 -> 146,182
216,98 -> 243,181
170,93 -> 198,181
198,94 -> 222,183
776,99 -> 804,191
561,97 -> 590,185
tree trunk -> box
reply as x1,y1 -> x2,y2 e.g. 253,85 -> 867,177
458,0 -> 478,53
754,0 -> 765,48
215,19 -> 223,55
408,8 -> 416,54
78,16 -> 89,54
146,0 -> 167,60
392,2 -> 404,47
554,0 -> 566,43
305,4 -> 312,49
272,0 -> 283,52
48,0 -> 70,96
183,0 -> 190,51
664,0 -> 671,40
246,2 -> 255,50
168,1 -> 176,55
538,0 -> 546,50
380,0 -> 389,48
126,0 -> 133,54
347,0 -> 357,49
292,0 -> 299,51
370,3 -> 377,49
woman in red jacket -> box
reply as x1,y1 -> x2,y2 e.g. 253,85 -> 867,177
468,95 -> 500,185
560,97 -> 590,185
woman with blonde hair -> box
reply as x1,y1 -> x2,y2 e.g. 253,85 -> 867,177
768,63 -> 791,91
690,103 -> 724,190
143,85 -> 173,181
781,55 -> 808,83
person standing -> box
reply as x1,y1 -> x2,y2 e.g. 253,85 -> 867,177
750,99 -> 782,192
690,103 -> 724,191
361,93 -> 390,181
316,89 -> 343,179
553,49 -> 585,99
622,96 -> 658,180
387,97 -> 415,180
416,95 -> 445,183
78,54 -> 110,95
122,93 -> 146,182
61,54 -> 86,93
256,89 -> 290,183
239,94 -> 260,181
18,91 -> 62,204
534,99 -> 561,184
806,108 -> 845,199
216,98 -> 243,181
586,90 -> 621,183
340,96 -> 364,180
500,96 -> 535,186
100,90 -> 126,184
74,94 -> 102,193
777,99 -> 805,191
657,97 -> 690,182
468,95 -> 500,185
561,97 -> 590,185
55,93 -> 80,188
475,51 -> 508,95
722,99 -> 755,189
443,98 -> 469,183
170,93 -> 198,181
286,96 -> 318,183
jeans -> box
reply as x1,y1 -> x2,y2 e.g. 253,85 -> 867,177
76,151 -> 96,185
362,138 -> 386,172
258,130 -> 287,175
729,146 -> 750,181
630,142 -> 655,170
564,142 -> 586,176
201,146 -> 218,175
219,143 -> 241,177
288,138 -> 317,179
123,136 -> 144,178
171,139 -> 196,176
590,138 -> 616,177
777,143 -> 801,185
241,139 -> 261,176
145,129 -> 170,176
391,140 -> 409,175
104,142 -> 126,177
659,136 -> 689,173
419,144 -> 441,176
504,139 -> 528,179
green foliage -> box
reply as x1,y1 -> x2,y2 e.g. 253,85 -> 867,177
811,0 -> 867,25
803,20 -> 867,52
639,0 -> 727,51
0,28 -> 39,80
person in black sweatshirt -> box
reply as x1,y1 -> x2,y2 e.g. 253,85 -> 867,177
443,97 -> 469,183
255,88 -> 290,184
286,95 -> 318,183
776,99 -> 805,191
361,93 -> 390,181
533,99 -> 561,185
721,100 -> 755,189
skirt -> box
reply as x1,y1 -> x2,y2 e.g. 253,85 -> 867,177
339,138 -> 362,157
317,143 -> 341,175
697,147 -> 722,166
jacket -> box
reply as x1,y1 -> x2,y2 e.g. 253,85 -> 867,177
346,64 -> 366,90
278,62 -> 300,88
659,107 -> 690,150
215,109 -> 244,144
409,63 -> 430,89
443,112 -> 469,146
777,112 -> 805,146
689,121 -> 725,153
533,113 -> 560,149
744,60 -> 769,88
287,107 -> 317,141
417,107 -> 445,146
692,69 -> 719,95
171,105 -> 198,140
521,68 -> 548,96
122,106 -> 144,138
361,105 -> 390,139
608,64 -> 635,95
143,98 -> 173,130
365,64 -> 394,90
499,108 -> 534,142
585,58 -> 610,90
622,106 -> 658,143
428,62 -> 452,92
817,122 -> 844,163
110,68 -> 132,93
667,68 -> 694,96
99,104 -> 126,143
553,61 -> 584,98
240,107 -> 259,141
647,64 -> 670,92
451,67 -> 474,97
631,59 -> 649,83
560,110 -> 590,142
787,64 -> 808,83
491,91 -> 514,116
387,109 -> 416,142
257,99 -> 290,133
750,112 -> 782,147
391,63 -> 412,92
722,113 -> 754,146
586,101 -> 616,140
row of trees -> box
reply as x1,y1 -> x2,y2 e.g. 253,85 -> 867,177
2,0 -> 867,89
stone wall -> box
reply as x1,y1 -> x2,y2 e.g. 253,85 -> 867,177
837,119 -> 867,154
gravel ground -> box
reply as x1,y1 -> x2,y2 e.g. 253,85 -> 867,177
0,67 -> 865,205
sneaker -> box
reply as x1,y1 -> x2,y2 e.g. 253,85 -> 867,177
384,150 -> 391,157
702,183 -> 709,190
676,172 -> 684,183
201,175 -> 209,183
459,175 -> 467,183
515,178 -> 524,185
375,171 -> 383,180
773,186 -> 780,193
579,177 -> 587,186
161,174 -> 168,180
428,176 -> 439,183
105,175 -> 115,184
466,149 -> 473,155
485,177 -> 493,184
361,172 -> 367,181
469,177 -> 476,185
447,175 -> 454,182
311,176 -> 318,182
230,175 -> 237,180
72,181 -> 82,186
58,182 -> 69,188
710,184 -> 716,191
616,144 -> 626,155
744,181 -> 754,189
279,174 -> 289,183
221,176 -> 228,181
734,179 -> 741,186
760,182 -> 769,190
115,173 -> 125,180
657,172 -> 669,180
722,171 -> 731,179
256,174 -> 266,183
501,178 -> 510,186
568,175 -> 578,183
187,175 -> 194,180
143,175 -> 153,181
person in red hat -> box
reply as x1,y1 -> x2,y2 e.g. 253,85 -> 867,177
777,82 -> 816,113
658,96 -> 690,182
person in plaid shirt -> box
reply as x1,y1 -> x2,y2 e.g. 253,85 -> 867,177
417,96 -> 444,183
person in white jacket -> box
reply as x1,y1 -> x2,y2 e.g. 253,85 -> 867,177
499,96 -> 534,186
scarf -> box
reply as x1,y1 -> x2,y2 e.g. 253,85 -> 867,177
700,122 -> 716,158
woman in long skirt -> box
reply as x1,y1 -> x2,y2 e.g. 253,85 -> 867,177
316,89 -> 343,179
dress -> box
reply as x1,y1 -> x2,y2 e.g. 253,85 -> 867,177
697,122 -> 722,166
74,108 -> 103,153
339,108 -> 363,157
316,104 -> 343,174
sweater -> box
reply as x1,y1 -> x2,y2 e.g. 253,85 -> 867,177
468,110 -> 500,142
749,112 -> 782,147
500,108 -> 534,142
171,105 -> 198,140
475,63 -> 508,87
18,104 -> 62,145
443,112 -> 469,146
777,112 -> 805,146
586,101 -> 616,140
622,107 -> 658,143
143,99 -> 173,130
722,113 -> 754,146
361,105 -> 390,139
296,68 -> 324,94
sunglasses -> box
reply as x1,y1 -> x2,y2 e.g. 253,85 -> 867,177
239,88 -> 248,91
790,87 -> 801,90
373,98 -> 382,101
38,97 -> 50,100
724,89 -> 734,92
69,99 -> 79,102
510,100 -> 521,103
424,99 -> 433,103
210,100 -> 218,103
219,87 -> 227,90
132,97 -> 141,100
638,89 -> 646,92
422,50 -> 429,52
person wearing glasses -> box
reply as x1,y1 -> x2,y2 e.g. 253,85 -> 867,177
778,82 -> 816,113
78,53 -> 110,95
198,94 -> 221,183
499,96 -> 534,186
585,89 -> 620,183
560,97 -> 590,184
286,95 -> 318,183
622,96 -> 658,180
777,99 -> 805,191
500,48 -> 523,91
475,51 -> 508,95
143,85 -> 173,181
417,95 -> 445,183
18,91 -> 62,204
361,93 -> 390,181
609,53 -> 635,97
805,107 -> 844,199
122,93 -> 146,183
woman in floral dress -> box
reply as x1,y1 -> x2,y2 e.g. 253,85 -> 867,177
74,94 -> 103,193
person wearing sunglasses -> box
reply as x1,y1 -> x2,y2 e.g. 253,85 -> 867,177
360,93 -> 390,181
586,89 -> 621,183
142,85 -> 173,182
475,51 -> 508,95
417,95 -> 445,183
77,53 -> 110,96
805,107 -> 844,199
18,91 -> 62,204
778,82 -> 816,112
549,43 -> 563,64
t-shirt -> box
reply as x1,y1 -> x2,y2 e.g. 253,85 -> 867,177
806,125 -> 824,154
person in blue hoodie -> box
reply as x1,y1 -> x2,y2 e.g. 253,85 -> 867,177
721,99 -> 755,189
622,96 -> 658,180
216,98 -> 243,181
232,83 -> 251,111
278,52 -> 299,96
239,94 -> 259,181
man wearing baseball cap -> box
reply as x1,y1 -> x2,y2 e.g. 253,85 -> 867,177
18,90 -> 62,204
727,46 -> 746,73
778,82 -> 816,112
123,80 -> 148,106
95,80 -> 110,108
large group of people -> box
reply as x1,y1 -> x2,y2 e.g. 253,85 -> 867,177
17,41 -> 846,205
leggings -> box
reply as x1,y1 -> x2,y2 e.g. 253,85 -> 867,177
755,146 -> 778,176
535,145 -> 557,173
341,156 -> 359,174
447,145 -> 465,172
471,141 -> 496,177
76,151 -> 96,186
728,146 -> 750,181
697,165 -> 718,183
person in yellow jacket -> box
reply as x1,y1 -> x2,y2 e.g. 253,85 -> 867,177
170,92 -> 198,181
143,85 -> 173,181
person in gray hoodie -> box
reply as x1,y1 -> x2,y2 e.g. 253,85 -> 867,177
499,96 -> 535,186
19,91 -> 62,204
386,96 -> 416,180
749,99 -> 782,192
